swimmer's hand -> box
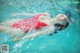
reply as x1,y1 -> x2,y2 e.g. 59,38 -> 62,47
13,35 -> 35,42
13,38 -> 21,42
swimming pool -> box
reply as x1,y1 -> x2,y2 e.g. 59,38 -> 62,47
0,0 -> 80,53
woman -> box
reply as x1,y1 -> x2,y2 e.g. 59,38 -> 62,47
0,13 -> 69,42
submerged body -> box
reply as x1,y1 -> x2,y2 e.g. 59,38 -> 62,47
0,13 -> 69,42
12,14 -> 48,33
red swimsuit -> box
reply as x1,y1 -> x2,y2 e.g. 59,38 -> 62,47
11,14 -> 48,33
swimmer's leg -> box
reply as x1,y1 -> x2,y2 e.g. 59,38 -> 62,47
0,19 -> 22,26
0,25 -> 25,42
14,25 -> 55,41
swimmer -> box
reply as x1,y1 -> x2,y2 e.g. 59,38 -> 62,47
0,13 -> 69,42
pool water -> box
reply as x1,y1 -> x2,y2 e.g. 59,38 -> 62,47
0,0 -> 80,53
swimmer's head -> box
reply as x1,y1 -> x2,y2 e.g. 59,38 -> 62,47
56,14 -> 68,21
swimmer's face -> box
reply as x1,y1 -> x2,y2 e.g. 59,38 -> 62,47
56,14 -> 68,21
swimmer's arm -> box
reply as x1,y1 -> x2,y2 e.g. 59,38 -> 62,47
12,13 -> 50,16
15,25 -> 55,41
27,25 -> 54,38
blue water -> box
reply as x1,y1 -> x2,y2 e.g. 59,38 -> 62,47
0,0 -> 80,53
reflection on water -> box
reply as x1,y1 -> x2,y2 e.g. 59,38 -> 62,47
0,0 -> 80,53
